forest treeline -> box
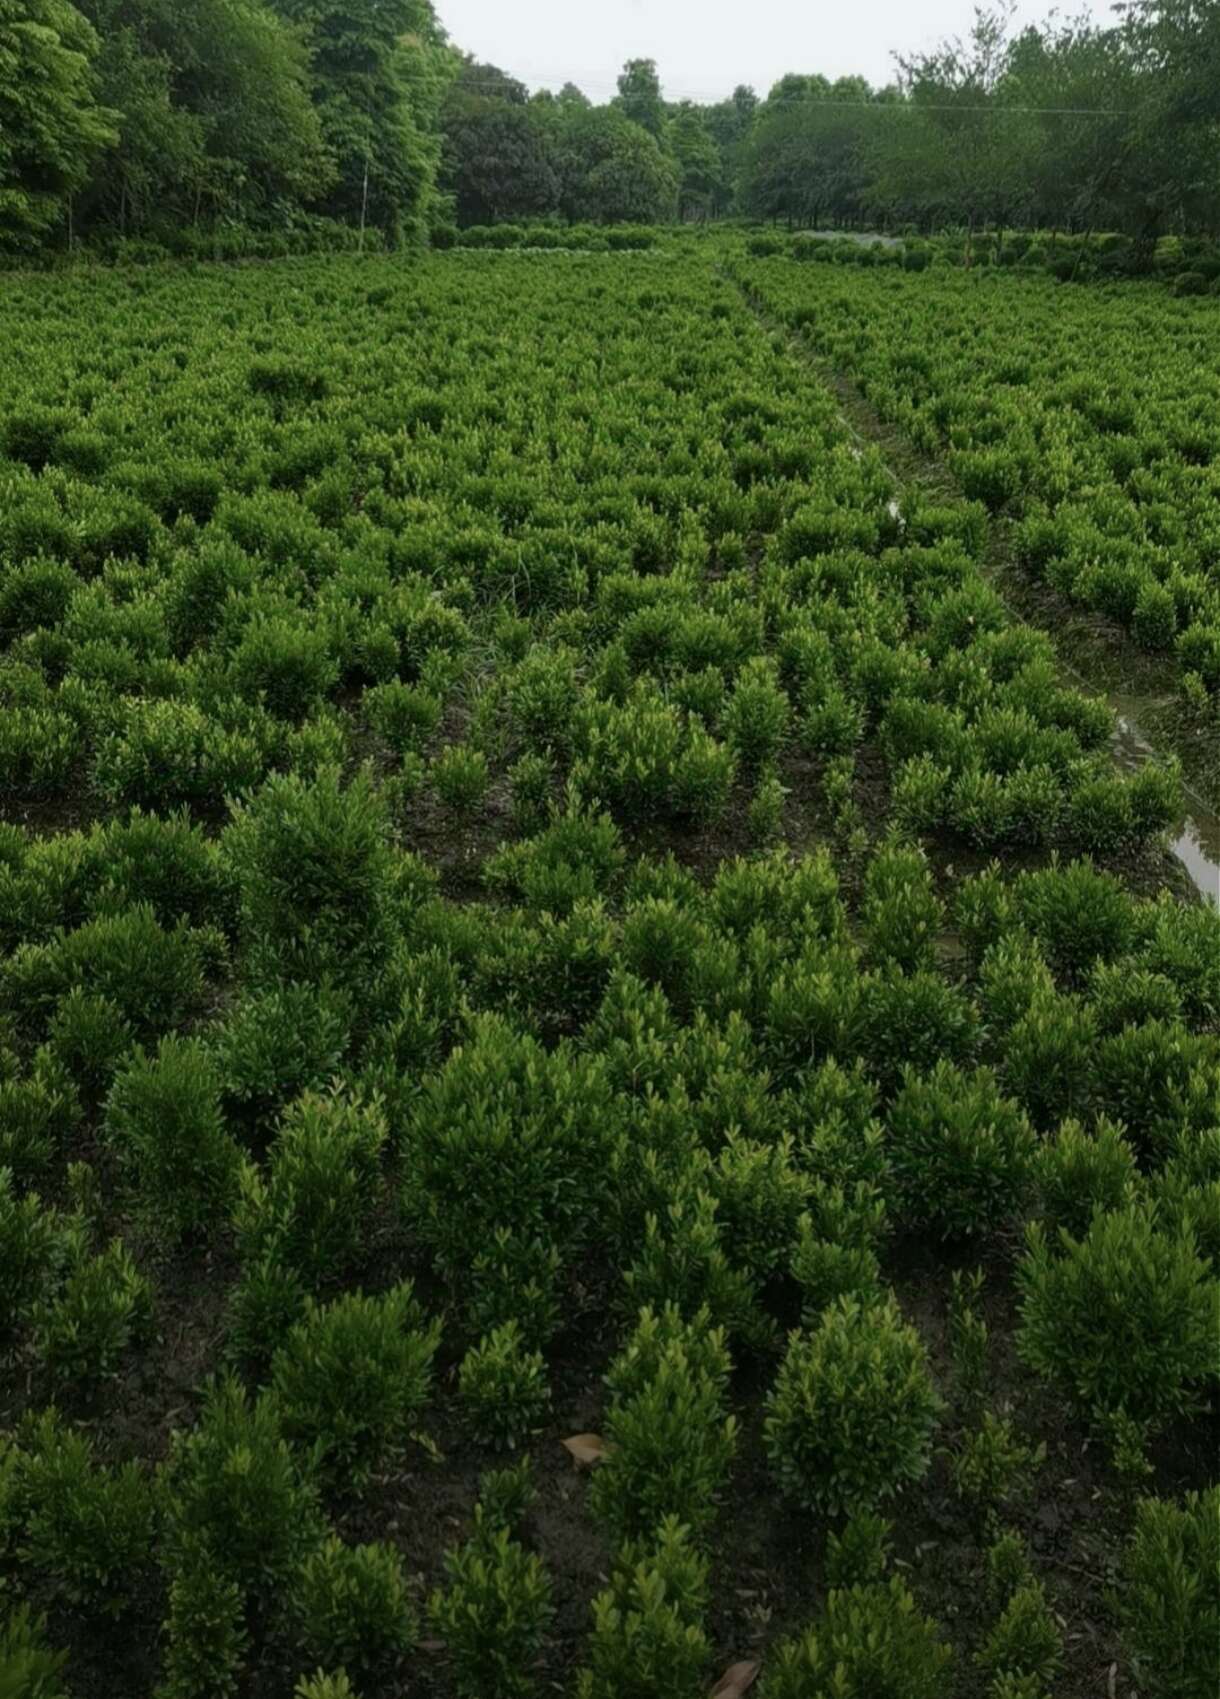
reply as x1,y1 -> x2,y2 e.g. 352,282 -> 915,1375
1,0 -> 1216,256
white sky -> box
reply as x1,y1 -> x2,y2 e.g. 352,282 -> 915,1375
436,0 -> 1117,100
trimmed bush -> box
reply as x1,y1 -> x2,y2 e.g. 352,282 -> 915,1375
270,1284 -> 439,1486
1017,1205 -> 1218,1433
764,1296 -> 941,1514
1116,1489 -> 1219,1699
294,1537 -> 417,1675
887,1062 -> 1036,1238
575,1518 -> 711,1699
428,1525 -> 553,1699
759,1577 -> 951,1699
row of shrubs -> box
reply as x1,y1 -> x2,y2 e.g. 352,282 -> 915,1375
744,227 -> 1220,294
737,252 -> 1220,710
0,217 -> 391,274
435,223 -> 660,251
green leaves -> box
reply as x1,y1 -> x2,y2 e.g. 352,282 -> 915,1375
764,1295 -> 942,1515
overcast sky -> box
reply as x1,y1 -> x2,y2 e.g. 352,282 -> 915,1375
436,0 -> 1117,100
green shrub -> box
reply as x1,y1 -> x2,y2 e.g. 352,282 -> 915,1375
707,1131 -> 810,1283
1017,1205 -> 1218,1433
1003,991 -> 1099,1130
0,1171 -> 62,1343
1012,860 -> 1137,981
210,982 -> 351,1131
764,1296 -> 941,1514
294,1674 -> 358,1699
224,1253 -> 307,1371
590,1307 -> 736,1543
1170,270 -> 1208,297
0,705 -> 80,791
1092,1021 -> 1212,1159
1116,1489 -> 1219,1699
0,1053 -> 76,1180
234,1088 -> 386,1287
825,1513 -> 893,1587
1154,1127 -> 1220,1264
572,688 -> 736,825
104,1037 -> 240,1238
887,1063 -> 1035,1238
575,1518 -> 711,1699
790,1182 -> 887,1320
402,1018 -> 615,1306
295,1537 -> 417,1675
431,742 -> 490,815
231,617 -> 338,722
428,1525 -> 554,1699
1036,1117 -> 1139,1235
856,968 -> 978,1091
159,1537 -> 249,1699
508,753 -> 554,834
248,356 -> 328,406
271,1284 -> 439,1486
722,658 -> 790,769
364,681 -> 442,753
458,1323 -> 550,1451
747,766 -> 787,844
0,1605 -> 69,1699
225,768 -> 396,986
476,1460 -> 536,1536
3,905 -> 213,1041
977,1580 -> 1063,1685
15,1409 -> 159,1609
35,1236 -> 152,1386
164,1376 -> 321,1591
622,1187 -> 763,1348
759,1577 -> 951,1699
978,934 -> 1055,1032
92,698 -> 269,811
1132,581 -> 1178,649
950,1409 -> 1044,1515
861,840 -> 942,974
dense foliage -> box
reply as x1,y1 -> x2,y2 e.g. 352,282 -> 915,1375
0,240 -> 1215,1696
737,251 -> 1220,718
4,1 -> 1217,255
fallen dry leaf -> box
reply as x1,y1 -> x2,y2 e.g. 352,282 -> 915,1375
562,1433 -> 607,1466
710,1659 -> 761,1698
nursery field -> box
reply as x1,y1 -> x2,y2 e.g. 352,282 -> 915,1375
735,254 -> 1220,811
0,248 -> 1217,1699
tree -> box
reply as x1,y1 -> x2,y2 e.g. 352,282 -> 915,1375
705,83 -> 757,214
740,75 -> 878,229
669,102 -> 723,220
555,107 -> 677,224
867,5 -> 1038,239
441,60 -> 558,224
0,0 -> 116,248
614,57 -> 666,138
75,0 -> 333,235
1112,0 -> 1220,240
270,0 -> 452,243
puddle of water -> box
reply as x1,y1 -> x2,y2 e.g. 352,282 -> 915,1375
1111,712 -> 1220,905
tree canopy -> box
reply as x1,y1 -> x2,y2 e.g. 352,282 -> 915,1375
2,1 -> 1217,253
0,0 -> 116,246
